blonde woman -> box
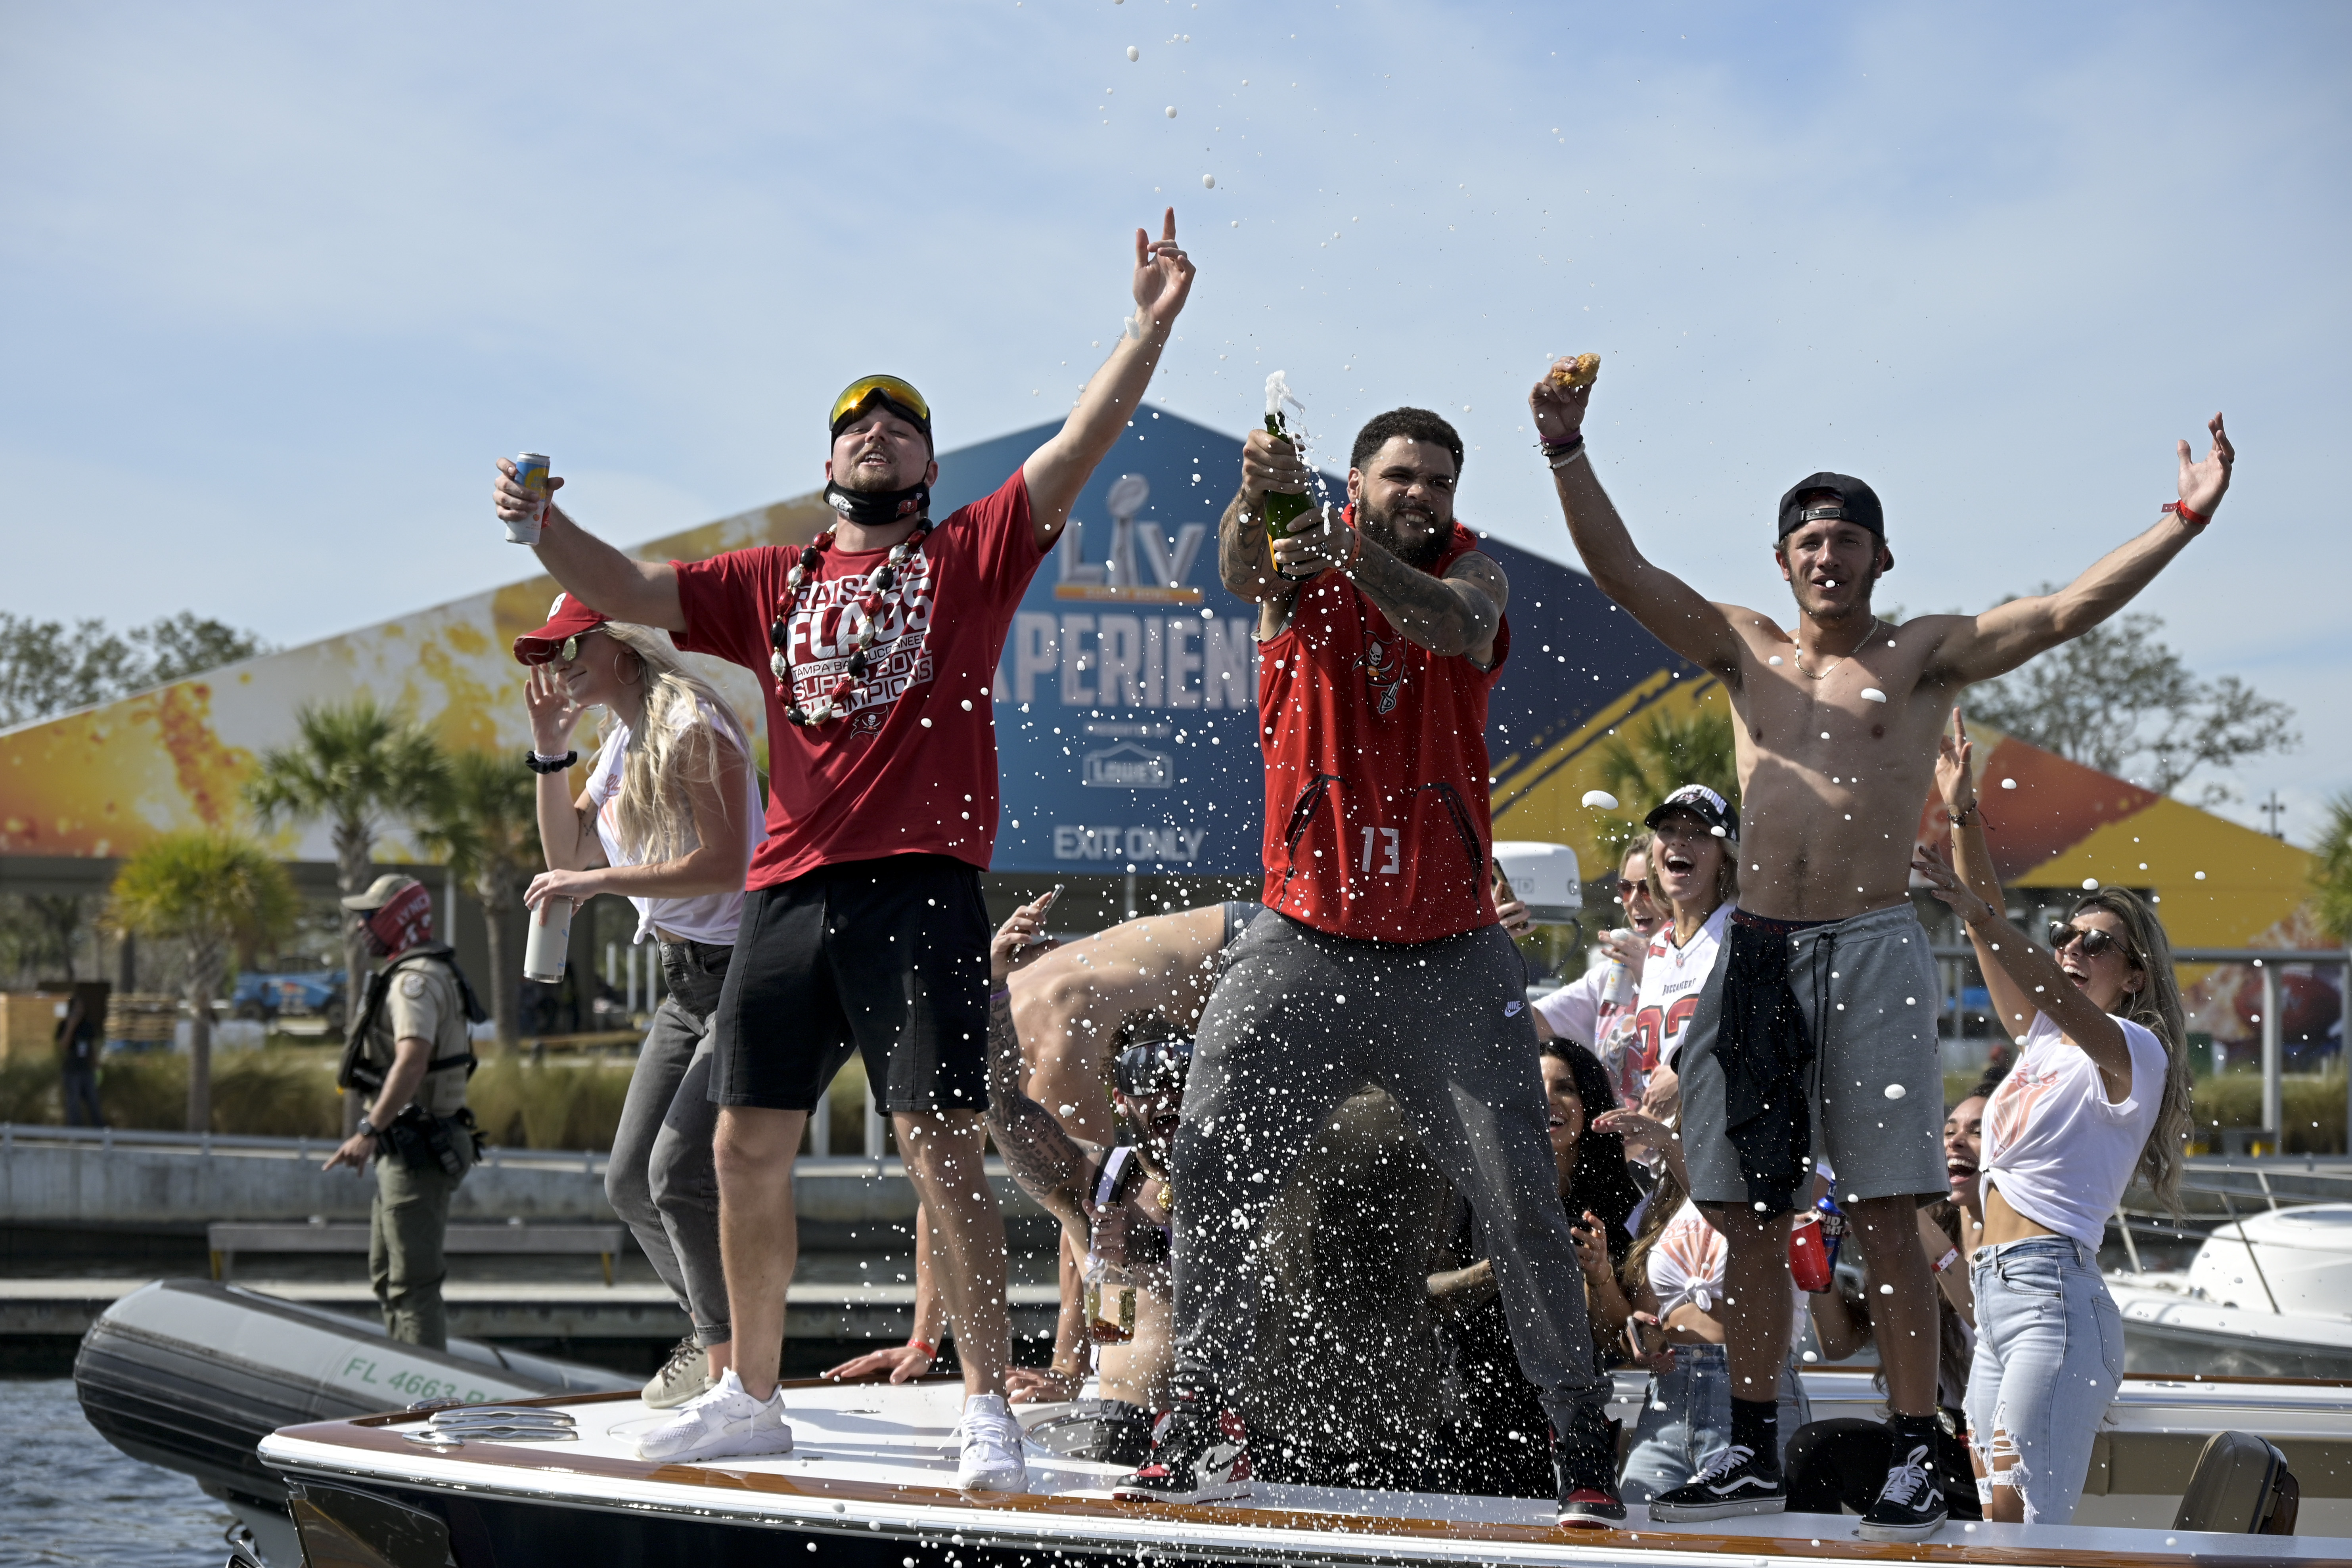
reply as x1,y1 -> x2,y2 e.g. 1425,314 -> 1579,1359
1911,706 -> 2193,1526
515,595 -> 762,1411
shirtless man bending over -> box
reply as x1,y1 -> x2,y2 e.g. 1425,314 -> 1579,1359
1530,361 -> 2232,1541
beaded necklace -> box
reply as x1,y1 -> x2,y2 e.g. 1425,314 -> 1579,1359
767,519 -> 933,726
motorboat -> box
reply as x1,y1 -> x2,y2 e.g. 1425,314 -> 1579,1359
2112,1200 -> 2352,1379
75,1271 -> 2350,1564
251,1367 -> 2345,1564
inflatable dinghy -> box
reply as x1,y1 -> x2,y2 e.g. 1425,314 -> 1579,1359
75,1277 -> 631,1564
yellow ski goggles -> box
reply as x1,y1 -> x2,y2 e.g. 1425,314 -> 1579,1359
829,374 -> 932,440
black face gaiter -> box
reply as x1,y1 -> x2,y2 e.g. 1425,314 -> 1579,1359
824,480 -> 931,528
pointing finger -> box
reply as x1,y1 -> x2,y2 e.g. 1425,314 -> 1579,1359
1161,205 -> 1177,244
1133,227 -> 1148,270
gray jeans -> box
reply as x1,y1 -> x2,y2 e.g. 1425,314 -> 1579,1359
1170,912 -> 1608,1432
607,939 -> 732,1346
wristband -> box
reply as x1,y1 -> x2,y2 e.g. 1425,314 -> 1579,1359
1950,802 -> 1980,827
526,750 -> 578,774
2162,500 -> 2209,526
1931,1247 -> 1961,1275
907,1338 -> 937,1359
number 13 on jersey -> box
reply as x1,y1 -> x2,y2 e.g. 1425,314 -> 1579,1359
1358,825 -> 1401,875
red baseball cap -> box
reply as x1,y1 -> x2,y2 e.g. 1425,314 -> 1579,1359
512,592 -> 610,665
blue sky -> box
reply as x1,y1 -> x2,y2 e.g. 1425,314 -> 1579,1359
4,1 -> 2346,843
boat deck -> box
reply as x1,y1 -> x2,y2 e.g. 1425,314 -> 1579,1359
259,1375 -> 2352,1566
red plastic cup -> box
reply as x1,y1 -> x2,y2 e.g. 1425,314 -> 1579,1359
1789,1212 -> 1834,1294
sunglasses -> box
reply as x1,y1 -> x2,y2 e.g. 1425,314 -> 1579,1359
2048,921 -> 2133,962
830,374 -> 932,437
1112,1038 -> 1193,1098
518,632 -> 596,667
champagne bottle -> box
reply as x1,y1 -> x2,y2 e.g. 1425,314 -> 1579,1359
1261,372 -> 1316,565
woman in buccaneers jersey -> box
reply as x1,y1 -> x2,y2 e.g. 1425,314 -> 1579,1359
1631,785 -> 1741,1081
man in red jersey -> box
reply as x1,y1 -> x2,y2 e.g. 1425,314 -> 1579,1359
1112,408 -> 1626,1526
490,212 -> 1195,1490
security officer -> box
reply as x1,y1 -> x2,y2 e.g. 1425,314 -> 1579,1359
324,873 -> 486,1349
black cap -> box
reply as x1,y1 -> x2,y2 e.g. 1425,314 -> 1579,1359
1644,784 -> 1739,845
1777,472 -> 1885,540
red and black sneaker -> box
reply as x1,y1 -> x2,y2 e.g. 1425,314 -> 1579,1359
1111,1400 -> 1251,1505
1551,1411 -> 1627,1528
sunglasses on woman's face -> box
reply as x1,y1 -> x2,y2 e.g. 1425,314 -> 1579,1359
2048,921 -> 2129,961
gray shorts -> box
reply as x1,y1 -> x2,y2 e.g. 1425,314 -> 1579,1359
1679,902 -> 1945,1210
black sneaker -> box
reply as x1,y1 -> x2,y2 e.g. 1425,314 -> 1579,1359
1857,1440 -> 1947,1541
1111,1400 -> 1251,1505
1645,1445 -> 1787,1522
1551,1411 -> 1626,1528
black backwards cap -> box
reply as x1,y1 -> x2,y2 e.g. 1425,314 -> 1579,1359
1777,471 -> 1885,540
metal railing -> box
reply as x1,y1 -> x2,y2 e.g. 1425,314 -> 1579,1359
1931,942 -> 2352,1147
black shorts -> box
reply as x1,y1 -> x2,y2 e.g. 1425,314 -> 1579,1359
708,854 -> 990,1115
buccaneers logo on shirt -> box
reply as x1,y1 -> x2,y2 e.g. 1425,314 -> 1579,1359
1360,636 -> 1405,716
785,550 -> 938,726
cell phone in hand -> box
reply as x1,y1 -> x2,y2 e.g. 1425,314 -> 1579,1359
1027,884 -> 1064,944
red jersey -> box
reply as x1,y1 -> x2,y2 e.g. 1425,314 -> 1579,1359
673,470 -> 1044,888
1257,523 -> 1509,942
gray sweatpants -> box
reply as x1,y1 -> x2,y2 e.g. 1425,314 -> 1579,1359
607,939 -> 732,1346
1169,911 -> 1609,1432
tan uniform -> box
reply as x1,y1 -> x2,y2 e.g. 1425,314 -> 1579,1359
362,952 -> 477,1350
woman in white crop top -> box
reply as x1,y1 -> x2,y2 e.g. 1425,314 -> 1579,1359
1910,709 -> 2192,1528
518,607 -> 762,1414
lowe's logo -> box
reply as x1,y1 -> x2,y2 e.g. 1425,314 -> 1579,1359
1083,742 -> 1170,789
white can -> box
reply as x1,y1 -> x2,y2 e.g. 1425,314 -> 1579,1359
523,895 -> 573,983
505,452 -> 552,545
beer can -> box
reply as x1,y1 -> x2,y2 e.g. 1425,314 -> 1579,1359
506,452 -> 552,545
522,895 -> 573,983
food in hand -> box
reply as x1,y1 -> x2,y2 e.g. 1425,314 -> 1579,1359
1548,353 -> 1601,390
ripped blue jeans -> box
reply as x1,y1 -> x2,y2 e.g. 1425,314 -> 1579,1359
1962,1235 -> 2124,1526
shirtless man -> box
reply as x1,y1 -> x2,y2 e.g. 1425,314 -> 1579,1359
1016,899 -> 1262,1148
1530,361 -> 2232,1539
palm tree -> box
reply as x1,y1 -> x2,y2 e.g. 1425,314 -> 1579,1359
420,750 -> 543,1047
245,696 -> 448,1020
109,832 -> 298,1131
2314,791 -> 2352,945
1590,697 -> 1741,856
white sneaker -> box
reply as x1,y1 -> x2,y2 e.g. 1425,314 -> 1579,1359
634,1368 -> 793,1462
955,1394 -> 1029,1492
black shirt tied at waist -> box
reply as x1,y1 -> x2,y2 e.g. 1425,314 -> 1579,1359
1719,909 -> 1833,1214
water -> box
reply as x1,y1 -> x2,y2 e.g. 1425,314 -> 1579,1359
2,1378 -> 235,1566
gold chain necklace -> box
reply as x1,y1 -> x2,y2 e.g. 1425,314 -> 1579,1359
1794,617 -> 1885,682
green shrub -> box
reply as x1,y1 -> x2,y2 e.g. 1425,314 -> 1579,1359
0,1058 -> 57,1123
97,1051 -> 193,1130
469,1056 -> 636,1152
2185,1070 -> 2345,1155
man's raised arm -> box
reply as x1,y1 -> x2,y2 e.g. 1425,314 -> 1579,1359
1022,209 -> 1198,551
1527,361 -> 1744,676
1929,414 -> 2235,685
493,461 -> 684,632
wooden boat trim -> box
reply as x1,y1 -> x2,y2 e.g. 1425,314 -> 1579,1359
261,1386 -> 2346,1568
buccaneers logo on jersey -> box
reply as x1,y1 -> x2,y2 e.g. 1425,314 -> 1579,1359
1361,637 -> 1405,716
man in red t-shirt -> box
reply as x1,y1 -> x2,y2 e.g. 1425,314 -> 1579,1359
1113,408 -> 1626,1526
491,211 -> 1197,1489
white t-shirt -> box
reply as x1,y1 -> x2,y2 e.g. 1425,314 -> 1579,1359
1636,901 -> 1734,1073
1535,953 -> 1643,1106
1979,1009 -> 2168,1250
585,698 -> 764,946
1647,1198 -> 1728,1319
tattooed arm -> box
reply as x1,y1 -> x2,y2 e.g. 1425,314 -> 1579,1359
987,982 -> 1102,1252
1267,509 -> 1507,664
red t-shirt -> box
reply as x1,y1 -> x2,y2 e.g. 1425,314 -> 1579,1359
673,470 -> 1044,888
1257,523 -> 1510,942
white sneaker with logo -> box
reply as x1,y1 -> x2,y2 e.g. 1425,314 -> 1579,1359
955,1394 -> 1029,1492
633,1368 -> 793,1462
